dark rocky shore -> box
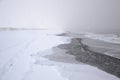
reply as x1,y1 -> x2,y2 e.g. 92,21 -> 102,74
56,37 -> 120,78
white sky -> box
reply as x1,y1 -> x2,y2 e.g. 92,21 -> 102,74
0,0 -> 120,33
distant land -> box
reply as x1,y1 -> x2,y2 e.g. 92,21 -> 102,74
0,27 -> 47,31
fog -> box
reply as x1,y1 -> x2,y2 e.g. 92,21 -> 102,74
0,0 -> 120,33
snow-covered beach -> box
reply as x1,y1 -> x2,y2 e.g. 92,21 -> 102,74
0,30 -> 120,80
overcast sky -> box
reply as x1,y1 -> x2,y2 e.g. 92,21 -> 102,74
0,0 -> 120,33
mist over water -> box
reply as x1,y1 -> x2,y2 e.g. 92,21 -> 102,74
0,0 -> 120,34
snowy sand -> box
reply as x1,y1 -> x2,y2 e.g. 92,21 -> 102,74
0,30 -> 119,80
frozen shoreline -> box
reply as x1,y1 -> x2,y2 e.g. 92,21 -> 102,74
85,33 -> 120,44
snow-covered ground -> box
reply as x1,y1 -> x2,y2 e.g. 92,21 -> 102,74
0,30 -> 119,80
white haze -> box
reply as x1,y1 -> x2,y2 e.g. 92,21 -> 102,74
0,0 -> 120,33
